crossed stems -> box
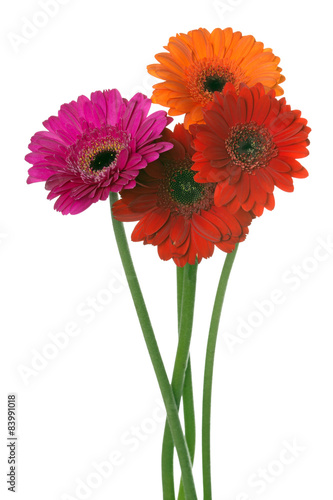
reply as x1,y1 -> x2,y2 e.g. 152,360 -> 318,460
110,192 -> 238,500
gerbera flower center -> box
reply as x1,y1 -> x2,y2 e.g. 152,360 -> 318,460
90,150 -> 117,171
225,122 -> 278,173
158,155 -> 215,218
170,169 -> 205,205
66,126 -> 130,180
203,75 -> 226,93
185,58 -> 248,106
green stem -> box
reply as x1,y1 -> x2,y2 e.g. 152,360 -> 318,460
177,269 -> 196,500
202,245 -> 239,500
162,266 -> 185,500
182,362 -> 196,464
109,193 -> 197,500
161,263 -> 198,500
177,266 -> 185,327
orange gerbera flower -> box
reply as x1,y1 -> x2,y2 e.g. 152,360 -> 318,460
148,28 -> 285,129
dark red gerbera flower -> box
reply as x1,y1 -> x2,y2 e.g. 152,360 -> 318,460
112,124 -> 252,267
191,83 -> 310,216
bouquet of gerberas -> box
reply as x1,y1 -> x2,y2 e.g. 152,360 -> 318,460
25,27 -> 310,500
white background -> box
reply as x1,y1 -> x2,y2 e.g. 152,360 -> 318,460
1,0 -> 332,499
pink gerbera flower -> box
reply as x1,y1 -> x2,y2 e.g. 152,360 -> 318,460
26,90 -> 173,214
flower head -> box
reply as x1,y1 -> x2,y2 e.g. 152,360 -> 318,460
26,90 -> 173,214
112,124 -> 252,266
191,83 -> 310,216
147,28 -> 285,129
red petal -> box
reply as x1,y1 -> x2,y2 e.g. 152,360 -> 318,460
242,86 -> 255,122
269,158 -> 292,172
203,146 -> 229,160
277,144 -> 310,158
229,166 -> 242,185
216,241 -> 237,253
269,112 -> 296,135
200,209 -> 231,240
191,228 -> 215,259
191,213 -> 221,242
250,176 -> 269,205
212,206 -> 243,236
214,182 -> 236,206
233,208 -> 254,227
149,219 -> 172,245
252,95 -> 271,125
280,157 -> 303,172
266,193 -> 275,210
210,158 -> 231,168
227,196 -> 241,214
291,167 -> 308,179
255,169 -> 274,193
274,132 -> 309,146
236,172 -> 250,203
170,216 -> 190,246
206,167 -> 229,182
203,110 -> 230,137
195,130 -> 222,147
129,194 -> 158,212
158,239 -> 172,261
242,192 -> 256,212
223,93 -> 238,126
273,122 -> 305,142
268,169 -> 294,192
237,96 -> 247,122
132,217 -> 149,241
171,234 -> 190,257
112,200 -> 142,222
251,203 -> 265,216
145,209 -> 170,235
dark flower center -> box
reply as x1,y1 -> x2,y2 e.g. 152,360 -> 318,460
185,59 -> 247,106
158,155 -> 215,218
90,150 -> 116,171
235,137 -> 262,157
170,169 -> 205,205
225,122 -> 278,173
203,75 -> 226,93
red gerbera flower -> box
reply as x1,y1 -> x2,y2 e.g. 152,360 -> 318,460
112,124 -> 252,267
191,83 -> 310,216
